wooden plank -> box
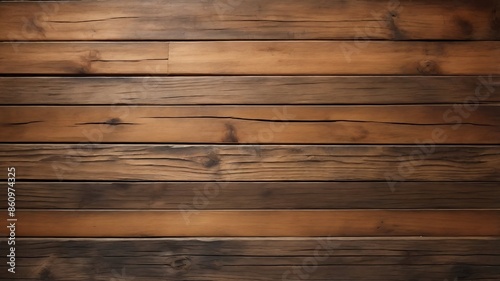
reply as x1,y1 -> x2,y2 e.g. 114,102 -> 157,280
0,0 -> 499,40
1,42 -> 499,75
168,41 -> 500,75
5,182 -> 500,209
1,106 -> 499,144
2,238 -> 500,280
1,145 -> 499,181
0,76 -> 499,105
0,43 -> 169,74
3,210 -> 500,237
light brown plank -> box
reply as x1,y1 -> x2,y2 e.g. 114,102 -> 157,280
0,76 -> 499,105
1,106 -> 499,143
2,238 -> 500,280
168,41 -> 500,75
1,42 -> 499,75
0,43 -> 169,74
3,210 -> 500,237
1,0 -> 499,40
0,145 -> 498,181
5,182 -> 500,209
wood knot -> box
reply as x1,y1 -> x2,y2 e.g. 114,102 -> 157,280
106,118 -> 122,126
166,256 -> 192,271
417,60 -> 439,75
454,16 -> 473,37
202,152 -> 220,168
223,123 -> 239,143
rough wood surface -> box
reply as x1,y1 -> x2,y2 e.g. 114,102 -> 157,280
1,106 -> 499,143
1,238 -> 499,280
2,42 -> 499,75
1,76 -> 499,105
1,0 -> 499,40
1,145 -> 499,181
4,182 -> 499,209
3,210 -> 500,237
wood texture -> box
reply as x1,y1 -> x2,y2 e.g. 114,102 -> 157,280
3,210 -> 500,237
1,76 -> 500,105
2,42 -> 499,75
5,182 -> 500,209
168,41 -> 500,75
0,43 -> 169,74
1,238 -> 500,280
1,106 -> 499,144
1,145 -> 499,181
1,0 -> 499,40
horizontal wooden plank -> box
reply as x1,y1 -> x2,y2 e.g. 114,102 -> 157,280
3,210 -> 500,237
0,0 -> 499,40
0,43 -> 169,74
1,42 -> 499,75
0,76 -> 499,105
4,182 -> 499,209
168,41 -> 500,75
1,145 -> 499,181
1,106 -> 499,144
2,238 -> 500,280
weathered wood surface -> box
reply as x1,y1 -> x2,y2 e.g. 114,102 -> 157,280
3,210 -> 500,237
1,106 -> 498,143
1,145 -> 499,181
4,182 -> 499,209
2,42 -> 500,75
1,238 -> 499,280
1,76 -> 499,105
1,0 -> 499,40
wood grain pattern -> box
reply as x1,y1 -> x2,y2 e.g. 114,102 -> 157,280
2,42 -> 499,75
1,0 -> 499,40
0,43 -> 169,74
2,238 -> 499,280
4,210 -> 500,237
1,106 -> 499,144
1,145 -> 499,181
1,76 -> 499,105
168,41 -> 500,75
5,182 -> 500,209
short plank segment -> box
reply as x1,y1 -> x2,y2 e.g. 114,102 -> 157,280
1,76 -> 499,105
2,210 -> 500,237
1,0 -> 499,40
0,145 -> 499,181
1,238 -> 500,280
0,43 -> 169,74
1,106 -> 499,143
4,182 -> 499,209
2,42 -> 500,75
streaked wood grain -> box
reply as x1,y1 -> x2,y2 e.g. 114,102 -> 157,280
1,145 -> 499,181
1,0 -> 499,40
4,210 -> 500,237
2,42 -> 499,75
1,76 -> 499,105
2,238 -> 500,280
5,182 -> 499,209
1,106 -> 498,143
168,41 -> 500,75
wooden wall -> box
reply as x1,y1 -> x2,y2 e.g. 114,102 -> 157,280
0,0 -> 499,280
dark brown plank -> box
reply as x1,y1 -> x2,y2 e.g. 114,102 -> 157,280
0,42 -> 169,74
1,145 -> 499,181
0,76 -> 499,105
3,210 -> 500,237
1,0 -> 499,40
2,42 -> 500,75
4,182 -> 499,209
2,238 -> 500,280
168,41 -> 500,75
1,106 -> 499,144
